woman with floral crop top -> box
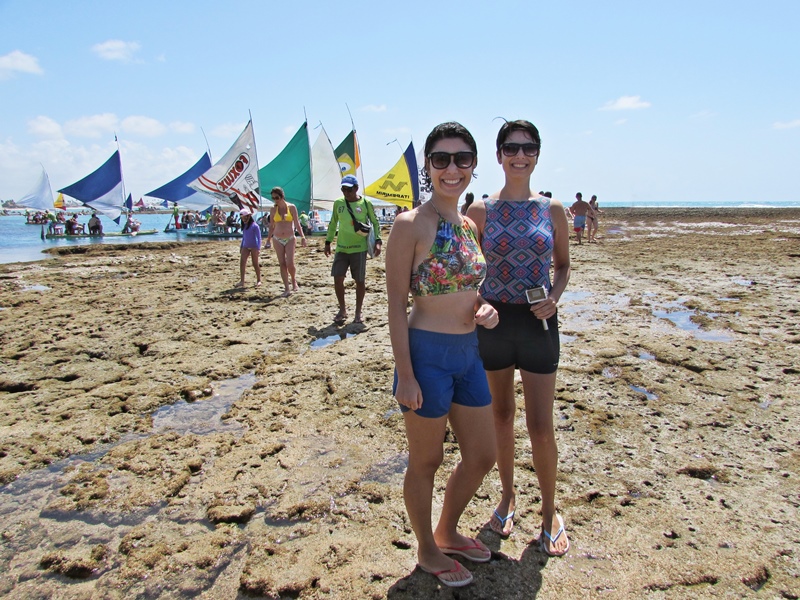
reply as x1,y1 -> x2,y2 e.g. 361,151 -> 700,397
467,119 -> 572,556
386,122 -> 499,588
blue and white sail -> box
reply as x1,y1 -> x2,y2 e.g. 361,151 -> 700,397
58,151 -> 126,221
18,166 -> 55,211
145,152 -> 217,211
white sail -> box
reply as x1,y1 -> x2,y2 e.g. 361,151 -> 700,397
18,166 -> 54,211
310,125 -> 342,210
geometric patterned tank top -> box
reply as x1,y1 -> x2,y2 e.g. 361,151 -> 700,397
480,197 -> 554,304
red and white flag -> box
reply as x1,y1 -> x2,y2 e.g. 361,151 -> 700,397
188,120 -> 261,213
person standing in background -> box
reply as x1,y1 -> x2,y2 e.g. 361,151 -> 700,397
324,175 -> 382,324
236,208 -> 261,288
587,195 -> 603,243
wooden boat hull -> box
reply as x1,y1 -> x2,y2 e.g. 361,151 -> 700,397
44,229 -> 158,239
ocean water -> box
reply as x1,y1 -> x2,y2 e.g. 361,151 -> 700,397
0,213 -> 214,265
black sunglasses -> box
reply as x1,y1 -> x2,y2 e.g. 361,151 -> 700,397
427,151 -> 476,170
500,142 -> 540,157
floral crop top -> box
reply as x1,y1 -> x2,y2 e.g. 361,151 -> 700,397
410,217 -> 487,297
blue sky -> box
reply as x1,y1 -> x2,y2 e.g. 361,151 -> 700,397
1,0 -> 798,206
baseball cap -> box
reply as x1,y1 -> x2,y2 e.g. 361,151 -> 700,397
239,207 -> 252,216
341,175 -> 359,188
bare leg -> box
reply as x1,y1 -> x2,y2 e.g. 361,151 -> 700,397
274,241 -> 290,295
403,411 -> 473,585
487,367 -> 518,535
333,275 -> 347,321
520,369 -> 569,555
251,249 -> 261,285
354,280 -> 366,322
284,238 -> 299,290
237,249 -> 248,287
433,404 -> 496,548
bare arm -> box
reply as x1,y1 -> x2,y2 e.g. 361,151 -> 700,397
290,204 -> 307,246
385,214 -> 423,410
532,199 -> 571,320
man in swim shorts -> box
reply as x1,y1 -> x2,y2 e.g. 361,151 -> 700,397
569,192 -> 592,245
324,175 -> 382,324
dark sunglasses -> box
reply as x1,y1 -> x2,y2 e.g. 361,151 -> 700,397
427,151 -> 476,170
500,142 -> 540,157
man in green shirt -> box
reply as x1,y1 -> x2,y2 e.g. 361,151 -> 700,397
324,175 -> 382,324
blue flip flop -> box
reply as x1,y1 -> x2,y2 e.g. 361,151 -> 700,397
491,509 -> 515,536
540,513 -> 570,556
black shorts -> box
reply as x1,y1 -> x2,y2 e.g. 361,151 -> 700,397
477,300 -> 560,373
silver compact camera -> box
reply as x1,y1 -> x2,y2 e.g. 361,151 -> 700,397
525,286 -> 547,304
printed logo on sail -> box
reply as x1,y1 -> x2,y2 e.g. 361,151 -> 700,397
216,153 -> 251,192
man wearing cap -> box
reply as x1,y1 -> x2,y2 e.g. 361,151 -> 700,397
325,175 -> 382,324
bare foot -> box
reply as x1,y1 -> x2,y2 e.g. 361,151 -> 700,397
417,555 -> 473,587
292,282 -> 299,292
540,513 -> 570,556
235,281 -> 244,288
489,496 -> 515,536
333,310 -> 347,324
353,312 -> 363,324
255,280 -> 262,287
280,289 -> 291,298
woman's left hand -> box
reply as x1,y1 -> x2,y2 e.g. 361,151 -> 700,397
475,302 -> 499,329
301,238 -> 308,247
531,297 -> 557,320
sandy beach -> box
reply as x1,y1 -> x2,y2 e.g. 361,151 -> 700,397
0,207 -> 798,599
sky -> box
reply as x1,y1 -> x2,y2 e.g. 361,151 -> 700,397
1,0 -> 798,206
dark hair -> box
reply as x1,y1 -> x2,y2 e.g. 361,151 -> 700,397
464,192 -> 475,204
543,191 -> 552,198
576,192 -> 582,199
271,186 -> 285,199
495,119 -> 541,151
591,195 -> 597,202
422,121 -> 478,188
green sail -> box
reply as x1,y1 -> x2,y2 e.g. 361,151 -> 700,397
258,122 -> 311,213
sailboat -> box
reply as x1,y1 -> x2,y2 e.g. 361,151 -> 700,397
18,166 -> 55,224
186,120 -> 260,239
145,152 -> 215,231
49,150 -> 157,239
364,142 -> 420,210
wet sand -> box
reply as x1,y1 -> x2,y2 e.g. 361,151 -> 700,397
0,207 -> 798,599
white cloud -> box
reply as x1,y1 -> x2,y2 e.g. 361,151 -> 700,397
121,116 -> 166,137
599,95 -> 651,111
64,113 -> 119,138
91,40 -> 141,62
0,50 -> 43,80
772,119 -> 800,130
361,104 -> 387,113
169,121 -> 195,134
212,123 -> 247,138
28,116 -> 64,139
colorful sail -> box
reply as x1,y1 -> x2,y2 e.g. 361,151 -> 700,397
364,142 -> 419,209
58,150 -> 125,220
18,166 -> 54,211
53,193 -> 66,210
258,122 -> 311,213
188,121 -> 261,214
335,130 -> 364,189
146,152 -> 216,210
310,125 -> 343,209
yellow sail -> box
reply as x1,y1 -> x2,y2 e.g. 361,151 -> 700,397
54,192 -> 66,210
364,143 -> 416,209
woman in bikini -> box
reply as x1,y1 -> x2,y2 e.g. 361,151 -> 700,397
588,194 -> 602,243
265,187 -> 307,297
467,119 -> 571,556
386,122 -> 499,588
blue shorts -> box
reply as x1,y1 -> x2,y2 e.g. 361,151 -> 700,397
573,215 -> 586,231
394,328 -> 492,419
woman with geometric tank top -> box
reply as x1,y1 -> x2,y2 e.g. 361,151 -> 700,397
386,122 -> 499,587
467,119 -> 572,556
